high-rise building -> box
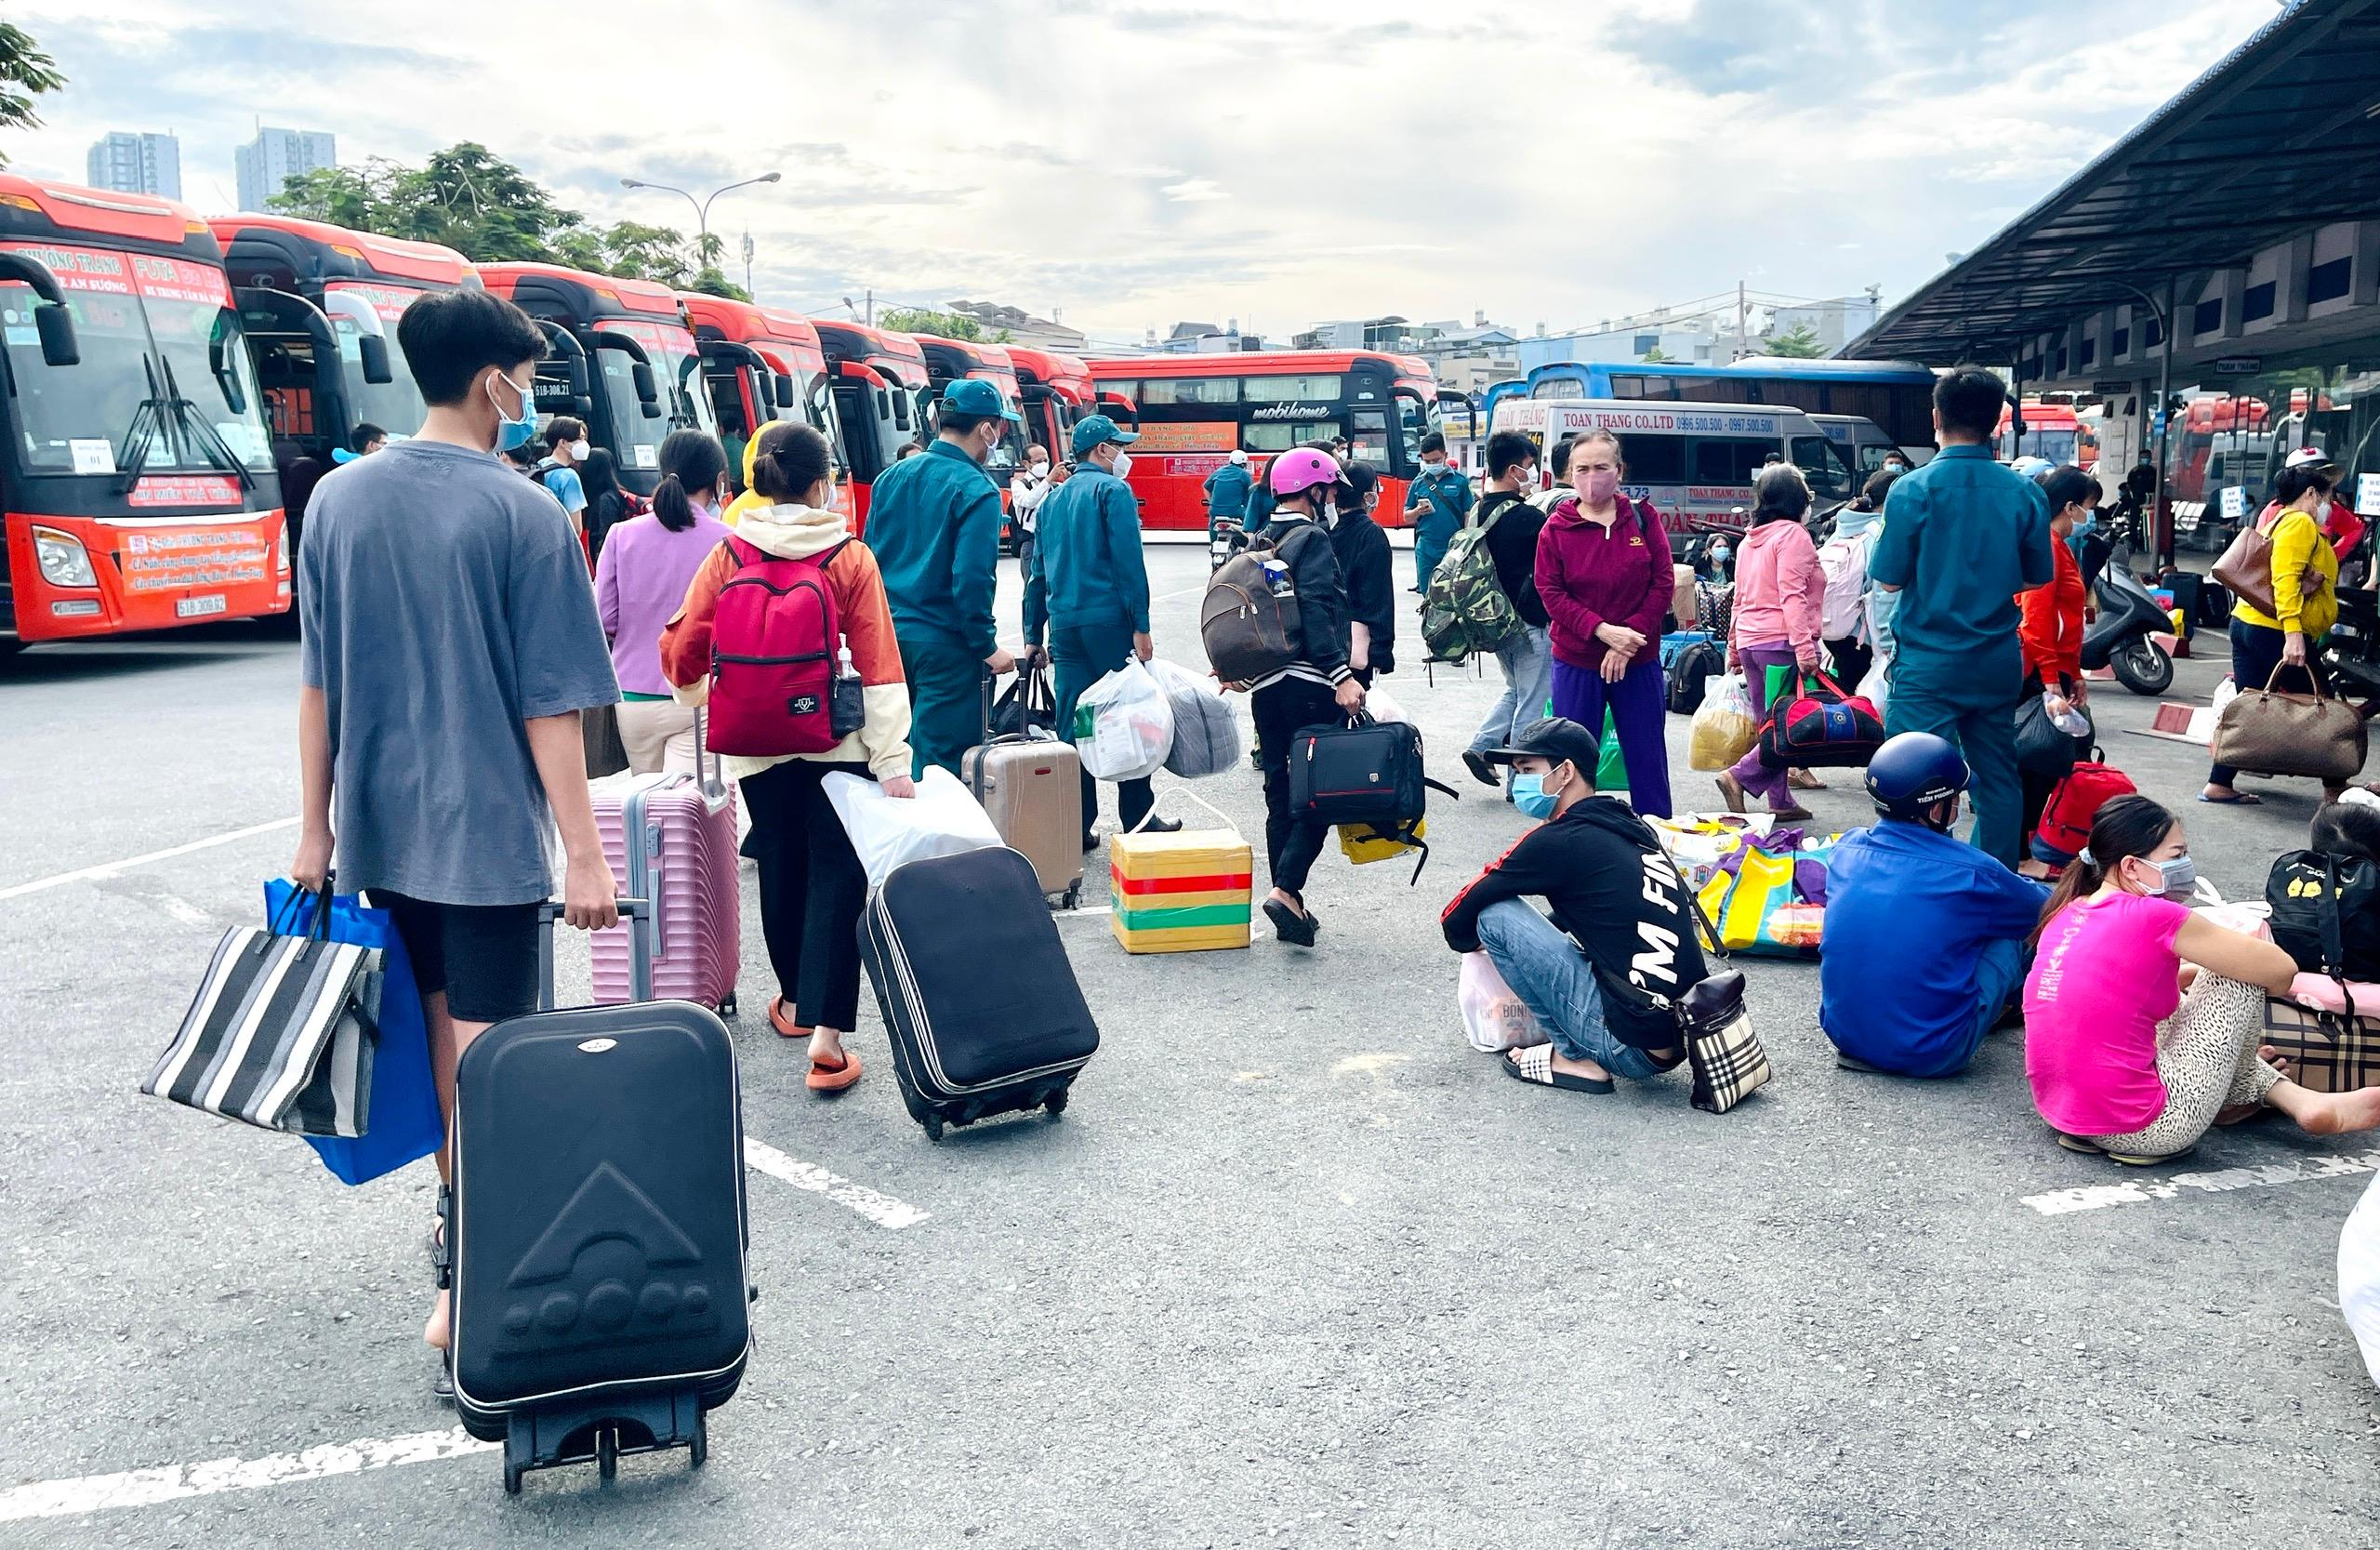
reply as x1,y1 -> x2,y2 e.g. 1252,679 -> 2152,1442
86,131 -> 182,199
234,127 -> 337,212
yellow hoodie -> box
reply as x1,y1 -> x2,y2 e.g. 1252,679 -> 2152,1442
721,433 -> 769,530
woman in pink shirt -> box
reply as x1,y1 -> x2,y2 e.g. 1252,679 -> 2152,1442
595,431 -> 734,773
1715,465 -> 1827,820
2023,794 -> 2380,1163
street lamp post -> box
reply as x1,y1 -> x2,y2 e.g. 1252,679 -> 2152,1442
619,171 -> 782,272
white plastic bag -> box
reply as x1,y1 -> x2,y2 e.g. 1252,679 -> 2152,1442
1688,672 -> 1758,771
1857,658 -> 1891,722
2342,1172 -> 2380,1387
1076,656 -> 1174,781
1364,685 -> 1409,724
823,766 -> 1002,891
1149,657 -> 1242,779
2210,674 -> 2239,722
1459,951 -> 1546,1053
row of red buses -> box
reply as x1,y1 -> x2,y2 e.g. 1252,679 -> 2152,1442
813,319 -> 932,526
0,174 -> 286,650
680,293 -> 840,493
1084,350 -> 1445,532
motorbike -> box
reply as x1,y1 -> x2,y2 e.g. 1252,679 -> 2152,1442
1209,518 -> 1249,574
2321,588 -> 2380,720
2079,560 -> 2175,696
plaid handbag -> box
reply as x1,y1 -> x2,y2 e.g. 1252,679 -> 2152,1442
1678,969 -> 1769,1113
2259,995 -> 2380,1095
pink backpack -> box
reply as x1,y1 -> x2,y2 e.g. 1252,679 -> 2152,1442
706,536 -> 849,757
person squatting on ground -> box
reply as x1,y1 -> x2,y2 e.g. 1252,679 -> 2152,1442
1869,364 -> 2052,867
597,429 -> 734,775
290,287 -> 622,1365
1715,464 -> 1827,821
1461,429 -> 1551,799
660,422 -> 916,1094
2023,795 -> 2380,1163
1535,429 -> 1673,817
1821,734 -> 2047,1079
865,378 -> 1023,775
1441,716 -> 1703,1095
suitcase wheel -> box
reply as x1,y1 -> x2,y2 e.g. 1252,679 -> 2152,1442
719,992 -> 739,1019
1060,881 -> 1081,910
922,1113 -> 945,1143
1044,1087 -> 1069,1118
597,1428 -> 618,1482
504,1460 -> 525,1496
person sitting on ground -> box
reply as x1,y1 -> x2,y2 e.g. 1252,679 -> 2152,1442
1441,716 -> 1702,1096
660,424 -> 916,1093
1331,460 -> 1396,686
1822,733 -> 2047,1078
2024,794 -> 2380,1163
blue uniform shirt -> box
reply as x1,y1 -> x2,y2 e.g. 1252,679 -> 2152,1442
1024,466 -> 1150,643
866,439 -> 1004,660
1866,444 -> 2052,691
1409,465 -> 1474,527
1202,462 -> 1253,523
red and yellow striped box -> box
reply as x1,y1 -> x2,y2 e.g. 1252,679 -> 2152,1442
1107,827 -> 1253,954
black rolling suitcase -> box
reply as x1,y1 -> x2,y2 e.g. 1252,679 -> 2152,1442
858,846 -> 1100,1141
444,900 -> 750,1494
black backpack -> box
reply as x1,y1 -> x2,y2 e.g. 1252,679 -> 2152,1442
2268,851 -> 2380,984
1666,640 -> 1723,715
1287,715 -> 1458,880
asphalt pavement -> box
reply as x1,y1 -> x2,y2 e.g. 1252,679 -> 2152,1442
6,541 -> 2379,1549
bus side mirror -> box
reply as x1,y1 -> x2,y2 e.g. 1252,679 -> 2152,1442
357,334 -> 394,386
34,301 -> 77,367
566,357 -> 590,398
632,362 -> 658,412
774,372 -> 796,410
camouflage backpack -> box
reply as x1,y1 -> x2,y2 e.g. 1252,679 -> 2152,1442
1421,503 -> 1524,661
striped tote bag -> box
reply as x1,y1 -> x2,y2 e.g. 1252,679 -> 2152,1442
144,898 -> 384,1137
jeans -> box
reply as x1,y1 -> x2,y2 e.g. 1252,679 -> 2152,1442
1723,640 -> 1810,811
901,635 -> 985,778
1475,901 -> 1665,1080
1252,676 -> 1340,898
1469,626 -> 1553,756
741,757 -> 871,1031
2207,616 -> 2319,788
1549,655 -> 1673,816
1050,620 -> 1155,840
1885,653 -> 2022,867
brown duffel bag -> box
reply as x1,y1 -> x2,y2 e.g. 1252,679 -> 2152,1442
2208,664 -> 2367,782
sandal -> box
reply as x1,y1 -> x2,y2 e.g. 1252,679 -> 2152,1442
1263,896 -> 1319,947
769,996 -> 812,1041
1501,1043 -> 1615,1094
1713,774 -> 1747,815
1787,769 -> 1827,791
2056,1133 -> 2188,1167
2197,790 -> 2262,806
807,1046 -> 864,1093
434,1352 -> 455,1405
1769,805 -> 1816,823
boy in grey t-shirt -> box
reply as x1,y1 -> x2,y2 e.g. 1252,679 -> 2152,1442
291,288 -> 619,1364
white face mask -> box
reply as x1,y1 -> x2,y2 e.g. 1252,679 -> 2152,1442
1030,459 -> 1049,475
1107,451 -> 1132,482
569,439 -> 590,462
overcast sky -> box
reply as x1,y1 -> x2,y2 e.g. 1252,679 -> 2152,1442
14,0 -> 2279,345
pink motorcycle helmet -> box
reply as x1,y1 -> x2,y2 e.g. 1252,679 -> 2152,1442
1268,446 -> 1342,497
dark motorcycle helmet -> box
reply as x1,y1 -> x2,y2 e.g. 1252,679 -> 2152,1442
1866,732 -> 1970,827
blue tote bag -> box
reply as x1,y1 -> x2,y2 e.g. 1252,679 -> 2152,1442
263,880 -> 443,1186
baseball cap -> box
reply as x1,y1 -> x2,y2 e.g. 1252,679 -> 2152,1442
1069,413 -> 1139,457
2285,446 -> 2337,470
1229,448 -> 1249,465
1482,716 -> 1602,778
941,378 -> 1023,424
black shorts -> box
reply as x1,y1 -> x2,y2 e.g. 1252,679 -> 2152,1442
370,891 -> 541,1023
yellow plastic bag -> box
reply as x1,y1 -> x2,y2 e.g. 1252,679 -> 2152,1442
1688,672 -> 1758,771
1338,817 -> 1424,865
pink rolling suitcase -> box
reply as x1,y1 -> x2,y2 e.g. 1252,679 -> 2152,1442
591,727 -> 741,1014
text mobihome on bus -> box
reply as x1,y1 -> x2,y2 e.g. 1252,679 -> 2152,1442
478,262 -> 715,496
678,293 -> 843,493
1084,350 -> 1445,532
813,319 -> 931,529
1497,357 -> 1939,466
0,175 -> 284,650
211,214 -> 475,548
1488,398 -> 1857,533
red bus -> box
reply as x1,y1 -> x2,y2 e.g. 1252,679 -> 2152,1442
211,214 -> 475,551
1995,398 -> 2087,467
479,262 -> 715,497
914,335 -> 1029,484
1007,346 -> 1136,457
0,175 -> 286,650
813,319 -> 931,529
1084,350 -> 1444,532
678,293 -> 844,491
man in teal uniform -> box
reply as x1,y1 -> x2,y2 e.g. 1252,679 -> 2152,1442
866,377 -> 1022,775
1201,448 -> 1254,539
1402,431 -> 1473,591
1025,414 -> 1181,846
1867,364 -> 2053,867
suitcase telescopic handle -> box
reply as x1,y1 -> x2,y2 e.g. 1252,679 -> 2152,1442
536,896 -> 652,1010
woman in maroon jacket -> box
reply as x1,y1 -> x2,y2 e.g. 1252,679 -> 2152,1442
1534,429 -> 1673,816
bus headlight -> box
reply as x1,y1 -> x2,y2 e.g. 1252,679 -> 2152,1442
32,526 -> 97,589
277,523 -> 291,576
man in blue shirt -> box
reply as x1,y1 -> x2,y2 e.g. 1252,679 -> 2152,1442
534,416 -> 590,535
866,378 -> 1022,775
1867,365 -> 2053,866
1201,448 -> 1254,539
1402,431 -> 1474,591
1822,734 -> 2046,1078
1025,414 -> 1180,846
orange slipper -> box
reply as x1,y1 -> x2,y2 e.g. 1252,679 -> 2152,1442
806,1047 -> 863,1093
768,997 -> 812,1040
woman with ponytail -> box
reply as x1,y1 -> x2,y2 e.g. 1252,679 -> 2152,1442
2023,794 -> 2380,1163
595,430 -> 733,772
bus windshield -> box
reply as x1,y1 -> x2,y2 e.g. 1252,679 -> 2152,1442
148,296 -> 274,474
2004,427 -> 2079,464
324,281 -> 431,436
593,318 -> 715,471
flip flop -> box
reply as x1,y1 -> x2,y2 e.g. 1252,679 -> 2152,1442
1462,749 -> 1502,789
1263,897 -> 1319,947
1769,806 -> 1816,822
1501,1042 -> 1615,1094
1835,1051 -> 1886,1074
2197,791 -> 2263,806
769,996 -> 813,1040
807,1047 -> 864,1093
2056,1133 -> 2188,1167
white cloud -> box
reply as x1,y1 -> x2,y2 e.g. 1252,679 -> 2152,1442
1161,178 -> 1228,204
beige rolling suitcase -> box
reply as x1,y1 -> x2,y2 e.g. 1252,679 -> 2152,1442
963,677 -> 1085,907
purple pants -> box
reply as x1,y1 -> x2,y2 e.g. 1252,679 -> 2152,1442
1549,654 -> 1672,817
1726,641 -> 1812,810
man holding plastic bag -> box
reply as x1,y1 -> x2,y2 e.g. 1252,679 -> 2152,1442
1025,414 -> 1181,847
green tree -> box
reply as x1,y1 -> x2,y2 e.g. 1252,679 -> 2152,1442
404,142 -> 585,261
1766,323 -> 1823,358
686,268 -> 751,302
0,22 -> 63,162
269,160 -> 408,230
1640,345 -> 1670,364
881,306 -> 982,341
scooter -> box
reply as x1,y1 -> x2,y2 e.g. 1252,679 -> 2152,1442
2080,561 -> 2175,696
1209,518 -> 1248,574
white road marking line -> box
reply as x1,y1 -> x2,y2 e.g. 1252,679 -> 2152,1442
0,816 -> 299,902
2022,1147 -> 2380,1216
0,1426 -> 495,1523
1053,904 -> 1113,919
744,1138 -> 929,1229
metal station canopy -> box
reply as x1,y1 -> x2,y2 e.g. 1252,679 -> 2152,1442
1844,0 -> 2380,364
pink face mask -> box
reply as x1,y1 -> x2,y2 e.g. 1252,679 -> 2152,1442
1575,468 -> 1620,504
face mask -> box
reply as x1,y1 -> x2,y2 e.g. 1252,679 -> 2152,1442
570,438 -> 591,462
1030,459 -> 1049,475
2130,854 -> 2197,900
1578,469 -> 1620,504
1712,541 -> 1732,562
2076,512 -> 2098,534
1107,451 -> 1132,482
489,372 -> 536,453
1511,768 -> 1563,821
1423,459 -> 1444,474
1884,462 -> 1908,475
